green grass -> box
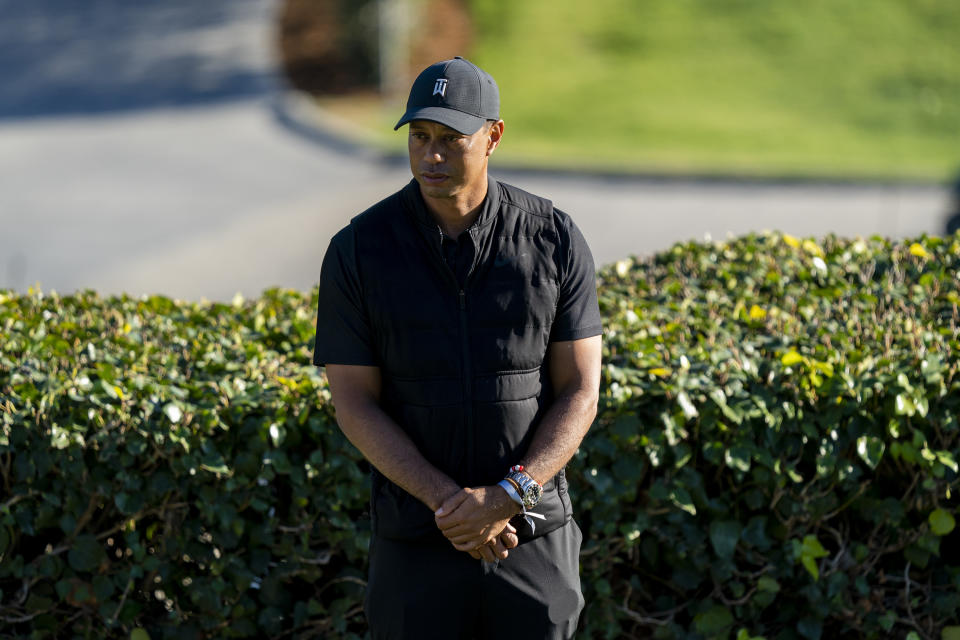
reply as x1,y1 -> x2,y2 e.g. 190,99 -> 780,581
471,0 -> 960,180
336,0 -> 960,181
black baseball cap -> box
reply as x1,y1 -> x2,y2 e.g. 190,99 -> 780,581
394,56 -> 500,135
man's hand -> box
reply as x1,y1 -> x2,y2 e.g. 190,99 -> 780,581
466,522 -> 519,561
435,485 -> 521,554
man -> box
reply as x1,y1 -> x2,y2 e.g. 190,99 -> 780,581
313,56 -> 602,639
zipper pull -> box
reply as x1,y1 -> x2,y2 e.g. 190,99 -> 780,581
459,290 -> 466,310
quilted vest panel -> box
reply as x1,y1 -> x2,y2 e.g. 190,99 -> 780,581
351,182 -> 573,542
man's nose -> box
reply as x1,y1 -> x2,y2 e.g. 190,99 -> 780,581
423,140 -> 443,163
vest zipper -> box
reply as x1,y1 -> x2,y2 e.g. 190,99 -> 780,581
439,224 -> 475,480
458,287 -> 473,475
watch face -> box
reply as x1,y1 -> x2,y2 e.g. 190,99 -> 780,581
508,470 -> 543,508
524,482 -> 542,508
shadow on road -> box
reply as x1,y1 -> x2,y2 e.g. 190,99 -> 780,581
945,173 -> 960,235
0,0 -> 277,120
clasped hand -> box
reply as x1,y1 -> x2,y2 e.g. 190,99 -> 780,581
435,485 -> 520,562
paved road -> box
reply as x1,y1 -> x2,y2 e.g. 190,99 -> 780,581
0,1 -> 952,301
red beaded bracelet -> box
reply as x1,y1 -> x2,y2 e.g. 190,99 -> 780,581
510,464 -> 524,473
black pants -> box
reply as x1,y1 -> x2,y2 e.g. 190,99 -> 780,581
365,519 -> 584,640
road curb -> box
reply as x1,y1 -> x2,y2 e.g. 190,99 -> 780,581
268,90 -> 406,167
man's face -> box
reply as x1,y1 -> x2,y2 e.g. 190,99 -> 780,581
408,120 -> 502,201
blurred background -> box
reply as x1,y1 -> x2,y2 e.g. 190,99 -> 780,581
1,0 -> 958,301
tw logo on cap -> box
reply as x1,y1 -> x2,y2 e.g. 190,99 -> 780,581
433,78 -> 448,97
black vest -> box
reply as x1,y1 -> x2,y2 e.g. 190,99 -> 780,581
351,179 -> 573,542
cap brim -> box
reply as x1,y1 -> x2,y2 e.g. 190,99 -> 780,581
394,106 -> 486,135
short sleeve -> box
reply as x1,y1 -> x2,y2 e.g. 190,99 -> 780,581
313,227 -> 378,367
549,210 -> 604,343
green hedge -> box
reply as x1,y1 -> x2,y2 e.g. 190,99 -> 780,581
1,232 -> 959,639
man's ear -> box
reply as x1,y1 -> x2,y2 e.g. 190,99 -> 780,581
487,120 -> 505,156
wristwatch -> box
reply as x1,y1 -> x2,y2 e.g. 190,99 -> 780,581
504,465 -> 542,509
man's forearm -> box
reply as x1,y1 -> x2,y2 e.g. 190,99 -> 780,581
519,388 -> 598,485
335,401 -> 460,512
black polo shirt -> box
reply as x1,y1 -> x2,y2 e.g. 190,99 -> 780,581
313,177 -> 603,543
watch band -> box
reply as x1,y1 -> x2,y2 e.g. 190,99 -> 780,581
497,480 -> 546,534
505,469 -> 543,509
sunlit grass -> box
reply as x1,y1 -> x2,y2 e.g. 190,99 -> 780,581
317,0 -> 960,181
468,0 -> 960,180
